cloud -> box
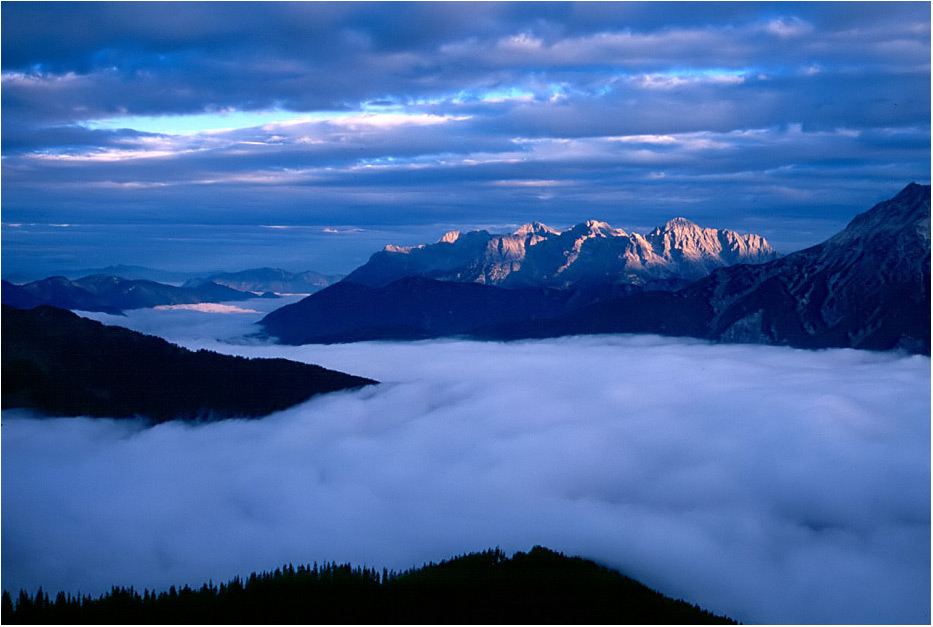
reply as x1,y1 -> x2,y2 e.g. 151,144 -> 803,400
2,309 -> 929,625
152,303 -> 260,314
1,2 -> 929,272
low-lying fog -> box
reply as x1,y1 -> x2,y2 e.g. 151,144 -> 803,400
3,300 -> 930,624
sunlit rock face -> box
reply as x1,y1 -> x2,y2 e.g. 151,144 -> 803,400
344,218 -> 779,290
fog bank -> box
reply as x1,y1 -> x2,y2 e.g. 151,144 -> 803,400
2,324 -> 929,624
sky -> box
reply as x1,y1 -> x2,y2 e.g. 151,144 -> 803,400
1,1 -> 930,278
2,300 -> 930,624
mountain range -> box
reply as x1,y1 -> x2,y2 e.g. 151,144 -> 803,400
2,267 -> 345,315
183,267 -> 344,294
346,217 -> 779,291
64,265 -> 207,284
1,275 -> 259,314
260,184 -> 931,355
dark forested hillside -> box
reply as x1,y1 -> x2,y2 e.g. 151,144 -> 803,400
1,305 -> 376,422
258,276 -> 642,344
1,546 -> 735,624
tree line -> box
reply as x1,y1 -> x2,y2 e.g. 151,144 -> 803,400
2,546 -> 735,624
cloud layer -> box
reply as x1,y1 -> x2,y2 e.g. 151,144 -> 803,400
2,308 -> 929,624
2,3 -> 929,276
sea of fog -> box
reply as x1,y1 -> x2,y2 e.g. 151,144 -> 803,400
3,298 -> 930,624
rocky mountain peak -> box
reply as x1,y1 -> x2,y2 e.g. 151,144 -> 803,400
662,217 -> 701,231
569,219 -> 627,239
439,230 -> 462,244
384,243 -> 417,253
513,221 -> 558,237
826,182 -> 931,249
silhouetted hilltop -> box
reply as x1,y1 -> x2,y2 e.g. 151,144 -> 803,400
1,546 -> 735,624
2,305 -> 376,422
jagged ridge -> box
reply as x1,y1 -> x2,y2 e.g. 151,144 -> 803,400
344,218 -> 779,289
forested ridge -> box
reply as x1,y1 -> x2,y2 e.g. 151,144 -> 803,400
1,304 -> 376,422
2,547 -> 735,624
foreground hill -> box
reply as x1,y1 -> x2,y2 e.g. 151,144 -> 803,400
260,184 -> 930,354
1,546 -> 734,624
346,218 -> 778,290
1,305 -> 376,422
2,275 -> 257,314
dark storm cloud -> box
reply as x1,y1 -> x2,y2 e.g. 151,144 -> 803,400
2,322 -> 930,625
0,2 -> 929,272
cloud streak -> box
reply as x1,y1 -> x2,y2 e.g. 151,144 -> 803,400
2,309 -> 929,624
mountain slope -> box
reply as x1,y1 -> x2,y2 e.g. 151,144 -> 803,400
3,275 -> 257,314
0,280 -> 46,310
485,183 -> 931,354
258,277 -> 635,344
2,305 -> 376,421
345,218 -> 779,289
695,181 -> 930,352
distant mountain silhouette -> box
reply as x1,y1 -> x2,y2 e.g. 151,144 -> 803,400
2,275 -> 257,314
0,281 -> 46,310
2,305 -> 376,422
64,265 -> 205,284
2,546 -> 735,624
184,267 -> 344,294
260,184 -> 930,354
345,218 -> 778,290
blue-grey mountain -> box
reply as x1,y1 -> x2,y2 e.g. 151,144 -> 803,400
184,267 -> 343,294
2,275 -> 257,314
